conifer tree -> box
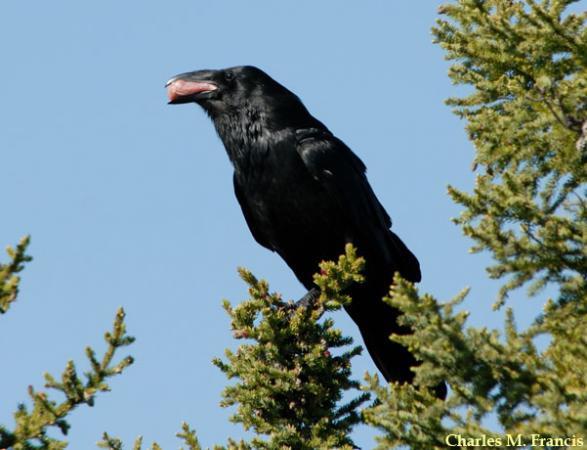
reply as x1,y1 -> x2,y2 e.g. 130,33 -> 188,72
0,237 -> 135,450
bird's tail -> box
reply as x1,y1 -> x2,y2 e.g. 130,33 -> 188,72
387,229 -> 421,283
345,282 -> 447,399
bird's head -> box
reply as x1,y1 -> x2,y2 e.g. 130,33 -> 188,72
166,65 -> 294,118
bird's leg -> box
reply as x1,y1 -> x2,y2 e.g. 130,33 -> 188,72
296,287 -> 320,308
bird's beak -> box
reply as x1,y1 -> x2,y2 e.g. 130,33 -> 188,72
166,71 -> 218,104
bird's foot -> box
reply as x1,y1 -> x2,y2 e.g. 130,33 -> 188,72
280,288 -> 320,316
296,287 -> 320,309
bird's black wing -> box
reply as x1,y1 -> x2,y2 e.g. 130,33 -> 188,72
295,127 -> 421,282
233,172 -> 273,250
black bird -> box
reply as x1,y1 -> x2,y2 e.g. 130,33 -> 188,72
167,66 -> 439,394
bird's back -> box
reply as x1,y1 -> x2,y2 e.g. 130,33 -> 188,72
230,123 -> 420,291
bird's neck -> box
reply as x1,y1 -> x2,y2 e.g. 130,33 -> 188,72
212,103 -> 285,173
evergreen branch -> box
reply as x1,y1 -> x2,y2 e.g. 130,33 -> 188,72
0,308 -> 135,449
535,86 -> 580,132
0,236 -> 32,315
527,0 -> 587,57
177,422 -> 201,450
434,0 -> 587,307
97,433 -> 124,450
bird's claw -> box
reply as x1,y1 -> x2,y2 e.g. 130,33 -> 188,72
280,288 -> 321,315
296,287 -> 320,309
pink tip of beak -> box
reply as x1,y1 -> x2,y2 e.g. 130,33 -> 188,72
167,80 -> 217,102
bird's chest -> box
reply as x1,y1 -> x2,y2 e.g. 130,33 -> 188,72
234,147 -> 334,238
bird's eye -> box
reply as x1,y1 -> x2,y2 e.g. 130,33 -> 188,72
225,72 -> 235,82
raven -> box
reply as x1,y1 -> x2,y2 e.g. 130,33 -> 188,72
167,65 -> 441,395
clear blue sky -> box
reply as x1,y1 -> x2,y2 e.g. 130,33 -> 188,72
1,1 -> 570,448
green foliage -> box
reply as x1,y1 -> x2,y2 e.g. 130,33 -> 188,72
1,241 -> 135,450
212,244 -> 369,450
312,243 -> 366,309
0,236 -> 32,314
0,307 -> 134,450
0,239 -> 368,449
361,1 -> 587,448
434,0 -> 587,308
363,278 -> 587,449
96,423 -> 202,450
100,245 -> 369,450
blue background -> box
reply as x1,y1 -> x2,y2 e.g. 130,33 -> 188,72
3,1 -> 579,447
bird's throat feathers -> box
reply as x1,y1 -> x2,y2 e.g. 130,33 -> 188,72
211,102 -> 287,171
